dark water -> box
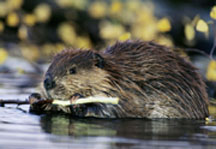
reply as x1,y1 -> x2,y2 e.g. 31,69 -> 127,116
1,73 -> 216,149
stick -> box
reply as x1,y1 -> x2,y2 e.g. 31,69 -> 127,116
0,99 -> 53,107
52,96 -> 119,106
0,99 -> 29,107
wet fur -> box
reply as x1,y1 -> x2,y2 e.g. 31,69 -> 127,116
39,40 -> 209,119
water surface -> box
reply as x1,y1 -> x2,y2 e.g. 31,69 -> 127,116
0,73 -> 216,149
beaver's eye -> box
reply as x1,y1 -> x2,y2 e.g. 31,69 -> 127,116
69,67 -> 76,74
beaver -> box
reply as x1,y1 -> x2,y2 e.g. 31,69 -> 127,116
30,40 -> 209,119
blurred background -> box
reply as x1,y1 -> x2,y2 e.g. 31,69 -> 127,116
1,2 -> 216,148
0,0 -> 216,98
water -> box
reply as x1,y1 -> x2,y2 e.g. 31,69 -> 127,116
0,73 -> 216,149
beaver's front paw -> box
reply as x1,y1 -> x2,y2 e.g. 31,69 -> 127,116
29,93 -> 53,114
29,93 -> 42,104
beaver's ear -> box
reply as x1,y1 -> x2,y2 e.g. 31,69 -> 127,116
92,53 -> 105,69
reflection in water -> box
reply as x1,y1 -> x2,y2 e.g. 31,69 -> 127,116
42,116 -> 116,136
40,114 -> 205,140
0,107 -> 216,149
39,114 -> 216,149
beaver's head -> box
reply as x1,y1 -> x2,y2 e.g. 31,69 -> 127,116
42,49 -> 120,117
43,49 -> 111,100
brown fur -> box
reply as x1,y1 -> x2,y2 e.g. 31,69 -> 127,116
35,40 -> 209,119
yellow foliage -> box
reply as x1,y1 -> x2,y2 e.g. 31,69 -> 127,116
118,32 -> 131,41
196,19 -> 209,33
41,43 -> 56,56
69,0 -> 88,10
0,48 -> 8,64
157,17 -> 171,32
55,43 -> 65,52
6,0 -> 23,11
0,21 -> 4,32
206,60 -> 216,81
191,15 -> 200,26
55,0 -> 72,7
75,36 -> 92,48
185,24 -> 195,41
34,3 -> 51,23
7,12 -> 19,27
24,14 -> 36,26
156,35 -> 173,47
135,8 -> 155,25
0,2 -> 8,17
210,6 -> 216,20
132,23 -> 157,41
57,23 -> 76,45
88,1 -> 107,18
41,43 -> 66,57
110,1 -> 122,15
55,0 -> 87,9
100,22 -> 125,40
208,105 -> 216,119
18,26 -> 28,40
21,44 -> 39,61
125,0 -> 141,12
131,5 -> 157,41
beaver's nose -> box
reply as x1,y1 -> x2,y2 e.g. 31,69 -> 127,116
44,76 -> 55,90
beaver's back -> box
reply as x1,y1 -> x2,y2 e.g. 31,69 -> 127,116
103,41 -> 209,119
